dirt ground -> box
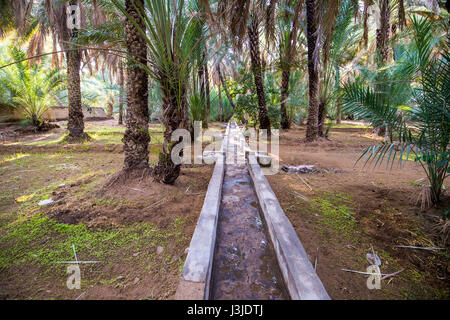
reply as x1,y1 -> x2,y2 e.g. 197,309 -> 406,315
267,123 -> 449,300
0,119 -> 448,300
0,120 -> 217,300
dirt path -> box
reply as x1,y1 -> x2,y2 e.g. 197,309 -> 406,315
210,124 -> 289,300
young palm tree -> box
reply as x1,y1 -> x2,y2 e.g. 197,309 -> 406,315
0,46 -> 65,128
342,15 -> 449,206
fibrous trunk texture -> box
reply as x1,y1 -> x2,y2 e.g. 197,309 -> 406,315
305,0 -> 320,141
122,0 -> 150,171
119,59 -> 124,125
152,83 -> 189,185
280,69 -> 290,129
67,1 -> 88,142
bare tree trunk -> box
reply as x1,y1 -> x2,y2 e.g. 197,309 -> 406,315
122,0 -> 150,171
377,0 -> 390,65
305,0 -> 320,141
398,0 -> 406,30
118,59 -> 124,125
198,53 -> 207,128
336,103 -> 342,124
247,15 -> 271,134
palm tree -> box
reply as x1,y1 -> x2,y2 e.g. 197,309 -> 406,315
211,0 -> 272,132
0,46 -> 65,128
121,0 -> 150,171
342,15 -> 449,206
9,0 -> 90,141
305,0 -> 320,141
279,0 -> 304,130
66,0 -> 90,141
112,0 -> 203,184
247,10 -> 272,133
319,0 -> 360,130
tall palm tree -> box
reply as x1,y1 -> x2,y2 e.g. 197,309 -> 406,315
305,0 -> 320,141
13,0 -> 90,141
66,0 -> 90,141
122,0 -> 150,171
211,0 -> 272,132
279,0 -> 304,130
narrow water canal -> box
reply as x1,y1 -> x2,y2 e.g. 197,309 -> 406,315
209,126 -> 289,300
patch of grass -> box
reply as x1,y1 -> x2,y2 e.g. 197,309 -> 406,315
0,153 -> 30,165
0,212 -> 188,277
310,191 -> 356,237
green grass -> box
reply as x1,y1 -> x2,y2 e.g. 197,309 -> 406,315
310,191 -> 357,237
0,211 -> 188,276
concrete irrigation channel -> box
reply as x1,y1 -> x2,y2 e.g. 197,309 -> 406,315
175,123 -> 330,300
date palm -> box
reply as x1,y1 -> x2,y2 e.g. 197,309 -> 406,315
0,46 -> 65,128
278,0 -> 304,129
305,0 -> 320,141
5,0 -> 90,141
212,0 -> 272,133
112,0 -> 203,184
342,15 -> 449,206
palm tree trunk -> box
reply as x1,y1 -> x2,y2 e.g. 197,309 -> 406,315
118,59 -> 124,125
374,0 -> 390,137
336,103 -> 342,124
218,81 -> 223,122
318,100 -> 325,137
280,69 -> 290,129
377,0 -> 390,65
279,1 -> 303,130
66,1 -> 88,141
362,0 -> 370,49
198,53 -> 207,128
247,16 -> 271,134
305,0 -> 320,141
153,82 -> 187,185
204,55 -> 211,127
335,64 -> 341,124
122,0 -> 150,171
398,0 -> 406,30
